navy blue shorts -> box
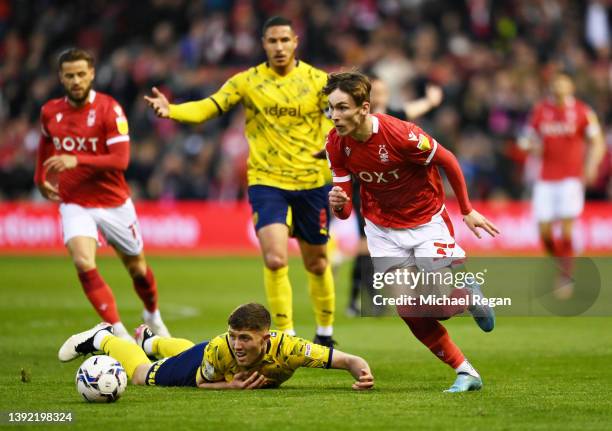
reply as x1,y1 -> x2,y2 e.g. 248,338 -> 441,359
145,342 -> 208,387
248,185 -> 330,245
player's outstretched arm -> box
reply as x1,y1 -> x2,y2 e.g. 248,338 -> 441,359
144,87 -> 170,119
197,371 -> 269,390
330,349 -> 374,391
432,145 -> 500,238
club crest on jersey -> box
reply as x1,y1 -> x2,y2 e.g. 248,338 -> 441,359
417,134 -> 431,151
344,146 -> 351,157
56,113 -> 63,123
378,144 -> 389,163
87,109 -> 96,127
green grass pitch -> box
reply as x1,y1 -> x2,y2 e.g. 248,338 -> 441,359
1,255 -> 611,430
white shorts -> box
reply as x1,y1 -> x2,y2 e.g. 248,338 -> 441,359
364,207 -> 466,272
532,178 -> 584,222
59,198 -> 144,256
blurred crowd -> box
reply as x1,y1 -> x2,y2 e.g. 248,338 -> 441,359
1,0 -> 611,202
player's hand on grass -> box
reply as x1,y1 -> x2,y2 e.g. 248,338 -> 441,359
329,186 -> 349,211
352,368 -> 374,391
144,87 -> 170,118
229,371 -> 269,390
38,181 -> 60,202
463,209 -> 500,239
43,155 -> 78,173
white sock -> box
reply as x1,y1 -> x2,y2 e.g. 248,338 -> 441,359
143,309 -> 161,321
284,328 -> 296,336
112,322 -> 129,337
93,330 -> 113,350
143,336 -> 159,355
316,325 -> 333,337
455,360 -> 480,378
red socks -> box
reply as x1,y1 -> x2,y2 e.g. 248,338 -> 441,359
132,267 -> 158,313
78,269 -> 120,324
77,267 -> 158,321
401,317 -> 465,369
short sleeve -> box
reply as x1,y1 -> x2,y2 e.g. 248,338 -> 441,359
200,336 -> 229,382
283,335 -> 332,370
104,100 -> 130,146
325,133 -> 351,182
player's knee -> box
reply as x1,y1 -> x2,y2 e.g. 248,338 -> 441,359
539,223 -> 553,239
72,255 -> 96,272
305,257 -> 328,275
264,254 -> 288,271
127,261 -> 147,279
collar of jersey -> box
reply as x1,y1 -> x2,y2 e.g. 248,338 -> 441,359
63,90 -> 96,108
547,95 -> 576,108
371,115 -> 380,133
264,59 -> 300,79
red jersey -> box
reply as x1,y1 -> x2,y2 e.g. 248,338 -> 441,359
529,97 -> 599,180
35,91 -> 131,207
326,113 -> 446,228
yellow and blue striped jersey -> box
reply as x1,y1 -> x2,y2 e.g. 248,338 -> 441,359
169,61 -> 332,190
199,331 -> 333,388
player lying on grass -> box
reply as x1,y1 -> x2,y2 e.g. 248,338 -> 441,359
58,303 -> 374,390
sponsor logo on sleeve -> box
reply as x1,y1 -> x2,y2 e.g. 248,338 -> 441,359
305,343 -> 312,357
204,360 -> 215,380
417,134 -> 431,151
116,117 -> 129,135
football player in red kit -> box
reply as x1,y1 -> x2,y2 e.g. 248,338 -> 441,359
34,48 -> 170,340
521,72 -> 605,299
324,71 -> 499,392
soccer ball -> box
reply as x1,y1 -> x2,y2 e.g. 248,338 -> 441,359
75,355 -> 127,403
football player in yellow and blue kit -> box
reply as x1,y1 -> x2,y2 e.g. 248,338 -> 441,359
144,16 -> 336,345
58,303 -> 374,390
